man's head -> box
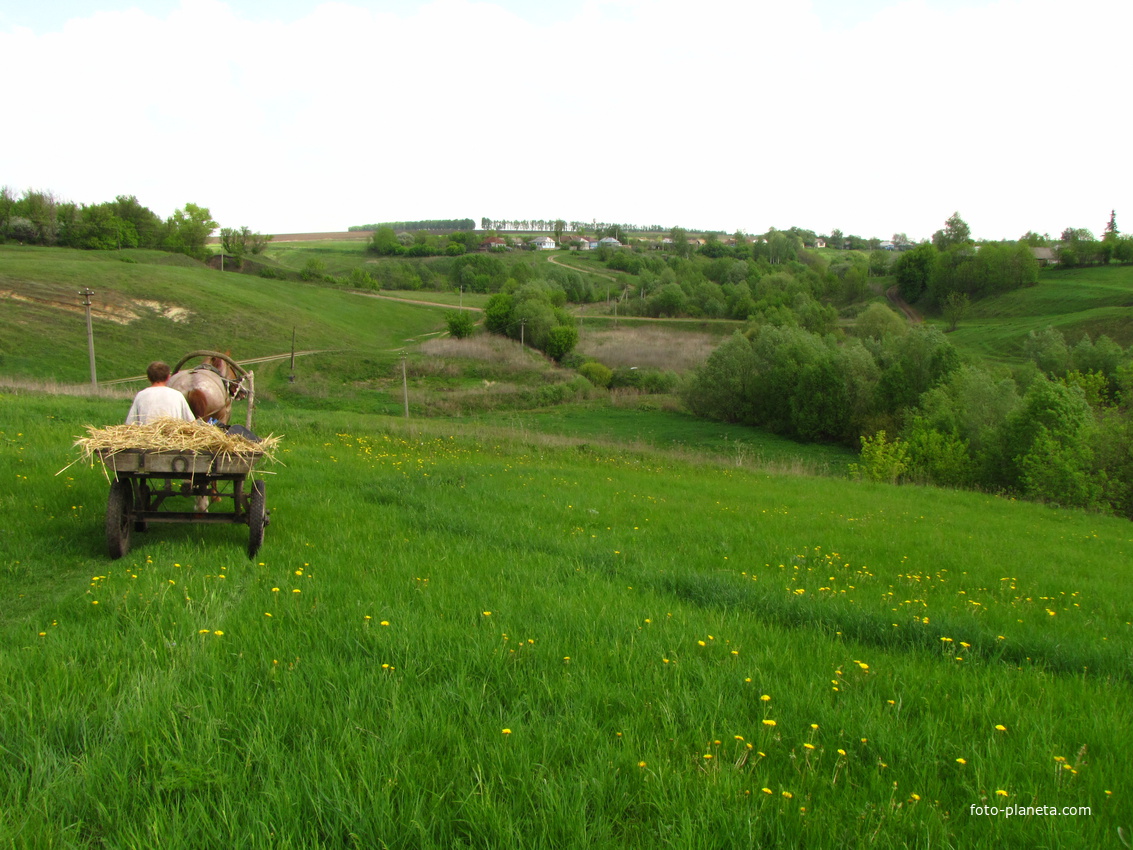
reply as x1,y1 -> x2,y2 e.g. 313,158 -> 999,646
146,361 -> 172,384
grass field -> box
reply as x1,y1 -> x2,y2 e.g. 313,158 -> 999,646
945,265 -> 1133,363
0,391 -> 1129,847
0,246 -> 449,383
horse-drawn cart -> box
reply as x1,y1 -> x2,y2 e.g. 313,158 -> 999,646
99,446 -> 268,560
85,350 -> 274,560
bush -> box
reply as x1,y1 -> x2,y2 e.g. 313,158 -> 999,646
579,361 -> 613,388
300,258 -> 327,281
445,311 -> 476,340
849,431 -> 910,484
544,325 -> 579,362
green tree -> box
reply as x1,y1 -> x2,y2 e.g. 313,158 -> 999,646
445,310 -> 476,339
942,291 -> 970,331
932,212 -> 972,250
164,202 -> 217,260
544,325 -> 579,361
892,242 -> 937,302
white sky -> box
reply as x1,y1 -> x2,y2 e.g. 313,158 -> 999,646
1,0 -> 1127,241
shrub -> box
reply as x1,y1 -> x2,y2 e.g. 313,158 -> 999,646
544,325 -> 579,362
445,311 -> 476,340
579,361 -> 613,388
849,431 -> 910,484
300,258 -> 326,281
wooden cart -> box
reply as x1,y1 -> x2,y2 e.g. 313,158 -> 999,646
98,447 -> 268,560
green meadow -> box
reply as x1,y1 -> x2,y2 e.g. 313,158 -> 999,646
1,243 -> 1132,846
945,264 -> 1133,363
1,391 -> 1130,848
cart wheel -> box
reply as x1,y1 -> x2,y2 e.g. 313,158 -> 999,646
247,480 -> 266,560
106,480 -> 133,559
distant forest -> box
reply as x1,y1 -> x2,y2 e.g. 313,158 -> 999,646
348,219 -> 474,232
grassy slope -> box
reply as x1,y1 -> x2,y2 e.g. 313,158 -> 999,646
945,265 -> 1133,363
0,392 -> 1128,847
0,246 -> 448,382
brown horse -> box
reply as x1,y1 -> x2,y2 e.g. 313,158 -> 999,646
167,353 -> 244,424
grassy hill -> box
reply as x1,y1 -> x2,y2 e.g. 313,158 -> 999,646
0,391 -> 1127,847
1,244 -> 1131,845
0,245 -> 449,384
943,264 -> 1133,363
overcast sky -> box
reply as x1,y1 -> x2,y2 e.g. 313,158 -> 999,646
1,0 -> 1127,241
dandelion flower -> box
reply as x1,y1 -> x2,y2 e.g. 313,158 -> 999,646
995,724 -> 1007,732
213,630 -> 223,636
803,743 -> 816,750
956,758 -> 967,765
996,789 -> 1008,797
760,694 -> 771,702
761,788 -> 773,795
837,749 -> 846,756
501,728 -> 511,735
380,621 -> 390,626
762,719 -> 776,727
483,611 -> 492,617
782,791 -> 793,799
638,761 -> 646,768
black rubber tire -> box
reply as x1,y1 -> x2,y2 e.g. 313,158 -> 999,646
247,480 -> 266,560
106,480 -> 133,559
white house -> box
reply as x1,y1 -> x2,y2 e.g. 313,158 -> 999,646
530,236 -> 557,250
598,236 -> 622,248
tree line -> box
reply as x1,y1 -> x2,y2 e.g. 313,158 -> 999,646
349,219 -> 475,233
0,187 -> 271,263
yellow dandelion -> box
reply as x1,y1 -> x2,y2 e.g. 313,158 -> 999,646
910,793 -> 921,802
996,789 -> 1008,797
638,761 -> 646,768
501,728 -> 511,735
380,620 -> 390,626
697,640 -> 706,646
703,753 -> 713,760
760,694 -> 771,702
837,749 -> 846,756
956,758 -> 967,765
761,788 -> 773,795
213,630 -> 223,636
782,791 -> 793,799
762,719 -> 776,727
995,724 -> 1007,732
810,723 -> 819,730
734,735 -> 744,741
272,587 -> 280,592
483,611 -> 492,617
803,743 -> 816,750
264,612 -> 272,617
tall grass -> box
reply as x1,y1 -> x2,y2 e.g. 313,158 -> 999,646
0,392 -> 1128,848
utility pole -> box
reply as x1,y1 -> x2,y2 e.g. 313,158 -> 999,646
401,352 -> 409,418
520,318 -> 526,348
288,327 -> 296,383
80,288 -> 97,385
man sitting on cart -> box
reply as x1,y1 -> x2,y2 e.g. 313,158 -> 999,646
125,361 -> 195,424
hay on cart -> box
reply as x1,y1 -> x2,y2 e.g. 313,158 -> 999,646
74,417 -> 282,464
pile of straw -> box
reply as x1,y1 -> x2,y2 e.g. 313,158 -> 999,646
75,417 -> 281,463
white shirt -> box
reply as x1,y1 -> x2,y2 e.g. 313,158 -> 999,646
125,385 -> 195,424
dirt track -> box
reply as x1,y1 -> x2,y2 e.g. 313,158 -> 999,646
886,285 -> 923,323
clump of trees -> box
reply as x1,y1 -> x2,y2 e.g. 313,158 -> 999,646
0,187 -> 247,263
684,314 -> 1133,519
481,282 -> 578,361
367,225 -> 475,258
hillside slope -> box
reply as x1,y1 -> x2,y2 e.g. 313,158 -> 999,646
0,246 -> 447,382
